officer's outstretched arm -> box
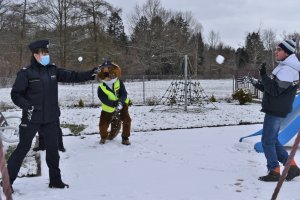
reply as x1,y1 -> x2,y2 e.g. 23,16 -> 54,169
56,68 -> 95,83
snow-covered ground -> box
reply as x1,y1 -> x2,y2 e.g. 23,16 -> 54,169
0,79 -> 299,200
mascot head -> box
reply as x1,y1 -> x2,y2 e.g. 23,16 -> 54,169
97,60 -> 121,81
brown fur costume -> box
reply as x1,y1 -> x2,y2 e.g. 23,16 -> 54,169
97,62 -> 131,145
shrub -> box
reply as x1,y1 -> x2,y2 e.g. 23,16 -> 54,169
78,99 -> 84,107
61,123 -> 86,135
209,94 -> 217,102
146,96 -> 160,106
223,96 -> 233,103
232,89 -> 252,105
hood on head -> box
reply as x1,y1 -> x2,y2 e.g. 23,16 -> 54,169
280,54 -> 300,72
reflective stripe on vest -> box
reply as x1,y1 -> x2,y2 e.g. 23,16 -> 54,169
99,80 -> 129,113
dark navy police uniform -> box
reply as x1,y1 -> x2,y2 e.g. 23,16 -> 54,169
8,40 -> 95,188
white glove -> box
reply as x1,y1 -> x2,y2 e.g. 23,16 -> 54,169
116,102 -> 123,111
243,76 -> 258,85
248,77 -> 258,85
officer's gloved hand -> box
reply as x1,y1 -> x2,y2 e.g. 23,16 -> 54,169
116,102 -> 123,111
27,106 -> 34,121
92,66 -> 101,76
259,62 -> 266,76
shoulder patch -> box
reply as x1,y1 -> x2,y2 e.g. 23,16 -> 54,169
22,65 -> 31,70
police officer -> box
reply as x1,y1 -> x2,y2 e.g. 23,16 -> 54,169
8,39 -> 98,191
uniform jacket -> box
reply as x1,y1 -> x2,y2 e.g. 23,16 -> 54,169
253,54 -> 300,117
97,79 -> 127,109
11,56 -> 95,123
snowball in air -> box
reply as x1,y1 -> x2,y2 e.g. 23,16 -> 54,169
78,56 -> 83,62
216,55 -> 225,64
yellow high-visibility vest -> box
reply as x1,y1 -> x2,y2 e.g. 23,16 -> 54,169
99,80 -> 129,113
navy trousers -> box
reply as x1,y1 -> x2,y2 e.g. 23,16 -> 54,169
7,119 -> 61,185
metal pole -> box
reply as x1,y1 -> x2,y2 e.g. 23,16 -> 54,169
232,75 -> 235,94
143,75 -> 145,105
92,83 -> 94,105
271,131 -> 300,200
184,55 -> 188,111
195,38 -> 198,79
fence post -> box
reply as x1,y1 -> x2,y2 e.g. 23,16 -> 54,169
143,75 -> 145,105
184,55 -> 188,112
92,83 -> 94,105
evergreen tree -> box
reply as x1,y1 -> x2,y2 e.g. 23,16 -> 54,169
245,32 -> 265,67
235,47 -> 249,68
131,16 -> 150,42
131,16 -> 151,74
107,11 -> 127,44
188,32 -> 204,77
196,32 -> 204,66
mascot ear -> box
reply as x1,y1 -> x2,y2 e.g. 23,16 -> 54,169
110,63 -> 121,78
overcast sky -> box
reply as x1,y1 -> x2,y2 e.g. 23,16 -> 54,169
108,0 -> 300,49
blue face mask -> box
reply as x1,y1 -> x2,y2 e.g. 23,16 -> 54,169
39,55 -> 50,66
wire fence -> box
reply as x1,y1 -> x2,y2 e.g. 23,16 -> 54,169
0,75 -> 262,109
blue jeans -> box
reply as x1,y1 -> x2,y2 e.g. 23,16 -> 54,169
261,114 -> 288,171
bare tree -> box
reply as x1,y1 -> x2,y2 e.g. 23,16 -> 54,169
35,0 -> 80,67
262,28 -> 276,68
128,0 -> 170,34
207,30 -> 220,49
180,11 -> 203,34
77,0 -> 114,64
286,32 -> 300,55
0,0 -> 10,31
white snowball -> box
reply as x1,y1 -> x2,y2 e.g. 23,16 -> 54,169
78,56 -> 83,62
216,55 -> 225,64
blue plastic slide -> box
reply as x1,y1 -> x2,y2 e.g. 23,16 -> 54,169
239,94 -> 300,153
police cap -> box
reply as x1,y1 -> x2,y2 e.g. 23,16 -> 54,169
101,60 -> 112,67
28,40 -> 49,53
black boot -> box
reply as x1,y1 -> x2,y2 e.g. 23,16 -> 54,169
49,181 -> 69,189
286,165 -> 300,181
99,138 -> 106,144
258,171 -> 280,182
33,146 -> 45,151
59,146 -> 66,152
122,136 -> 131,145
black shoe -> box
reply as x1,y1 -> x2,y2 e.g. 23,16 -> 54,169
286,165 -> 300,181
49,181 -> 69,189
59,146 -> 66,152
258,171 -> 280,182
99,138 -> 106,144
33,146 -> 45,151
122,137 -> 131,145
